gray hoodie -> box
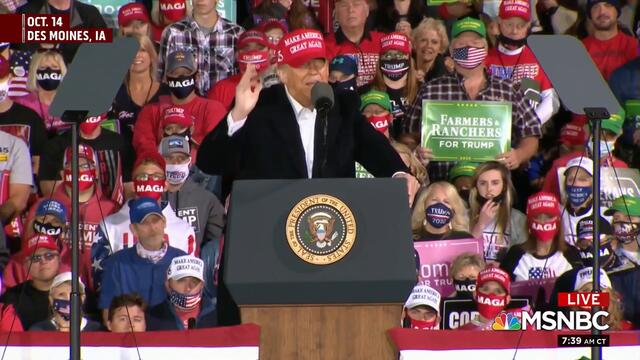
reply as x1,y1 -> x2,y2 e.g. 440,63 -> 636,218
163,178 -> 225,248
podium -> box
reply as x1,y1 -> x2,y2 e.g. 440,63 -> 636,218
224,179 -> 416,359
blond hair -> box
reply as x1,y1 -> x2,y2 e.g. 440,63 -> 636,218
127,34 -> 159,81
450,252 -> 485,280
28,50 -> 67,91
411,181 -> 469,238
392,142 -> 427,185
412,17 -> 449,55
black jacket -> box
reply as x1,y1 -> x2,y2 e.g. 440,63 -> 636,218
146,299 -> 217,331
17,0 -> 107,63
197,84 -> 408,180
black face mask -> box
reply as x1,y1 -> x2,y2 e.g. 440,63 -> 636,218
477,191 -> 505,206
36,68 -> 63,91
330,78 -> 357,93
167,74 -> 195,99
453,279 -> 476,298
380,59 -> 410,81
578,242 -> 615,269
33,220 -> 62,237
498,34 -> 528,48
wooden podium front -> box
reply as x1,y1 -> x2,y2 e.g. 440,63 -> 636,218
241,303 -> 402,360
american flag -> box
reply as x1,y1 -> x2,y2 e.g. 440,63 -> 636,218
9,50 -> 31,98
452,47 -> 487,69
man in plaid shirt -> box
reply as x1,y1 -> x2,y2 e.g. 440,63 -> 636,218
158,0 -> 244,95
406,17 -> 541,182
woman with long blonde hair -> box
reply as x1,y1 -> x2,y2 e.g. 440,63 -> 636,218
411,182 -> 471,241
14,49 -> 68,135
469,161 -> 526,263
392,142 -> 428,186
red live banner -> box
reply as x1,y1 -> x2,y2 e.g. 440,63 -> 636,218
0,14 -> 112,43
557,292 -> 610,308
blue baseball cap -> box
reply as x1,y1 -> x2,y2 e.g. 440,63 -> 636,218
329,55 -> 357,76
129,197 -> 165,224
36,200 -> 67,223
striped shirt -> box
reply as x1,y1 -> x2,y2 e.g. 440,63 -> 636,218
406,71 -> 542,182
158,15 -> 244,95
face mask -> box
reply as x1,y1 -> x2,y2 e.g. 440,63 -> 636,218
588,139 -> 615,159
454,278 -> 476,298
613,221 -> 640,244
64,168 -> 95,191
167,74 -> 195,99
134,178 -> 165,200
452,46 -> 488,69
160,0 -> 186,21
578,242 -> 615,268
498,34 -> 528,48
530,218 -> 558,242
169,289 -> 202,310
330,78 -> 357,93
409,318 -> 438,330
380,59 -> 410,81
33,220 -> 62,236
53,298 -> 71,321
79,116 -> 103,135
477,191 -> 505,206
425,203 -> 453,228
0,80 -> 9,102
238,50 -> 270,73
366,114 -> 390,134
166,162 -> 190,185
565,185 -> 592,207
36,68 -> 63,91
476,292 -> 506,320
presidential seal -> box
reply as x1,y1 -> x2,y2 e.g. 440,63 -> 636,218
286,194 -> 356,265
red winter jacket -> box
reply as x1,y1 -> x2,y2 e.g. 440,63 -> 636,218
133,95 -> 226,158
206,74 -> 242,112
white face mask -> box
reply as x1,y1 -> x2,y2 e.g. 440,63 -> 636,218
587,139 -> 615,159
166,161 -> 190,185
0,80 -> 9,102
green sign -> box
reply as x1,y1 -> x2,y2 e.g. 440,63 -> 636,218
217,0 -> 237,23
101,118 -> 120,134
421,100 -> 512,162
426,0 -> 460,5
83,0 -> 130,29
355,163 -> 374,178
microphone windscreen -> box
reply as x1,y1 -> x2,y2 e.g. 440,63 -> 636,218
311,82 -> 335,111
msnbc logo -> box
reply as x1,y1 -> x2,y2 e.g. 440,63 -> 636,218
492,312 -> 521,330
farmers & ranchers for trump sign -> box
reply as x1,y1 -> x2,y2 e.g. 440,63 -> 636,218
421,100 -> 512,161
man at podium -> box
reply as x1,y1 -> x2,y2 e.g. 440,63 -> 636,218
197,29 -> 419,205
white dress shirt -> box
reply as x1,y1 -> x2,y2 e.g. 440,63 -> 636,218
227,87 -> 317,178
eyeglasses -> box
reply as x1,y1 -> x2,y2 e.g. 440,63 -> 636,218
135,173 -> 165,181
29,252 -> 59,264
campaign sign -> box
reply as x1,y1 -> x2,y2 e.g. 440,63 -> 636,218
441,297 -> 529,329
414,238 -> 483,297
510,278 -> 556,305
558,167 -> 640,208
421,100 -> 512,161
426,0 -> 459,5
355,162 -> 374,179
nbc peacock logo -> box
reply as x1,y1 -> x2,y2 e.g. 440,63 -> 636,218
492,312 -> 521,330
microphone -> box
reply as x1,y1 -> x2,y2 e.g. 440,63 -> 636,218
188,318 -> 196,329
311,82 -> 334,113
311,82 -> 334,177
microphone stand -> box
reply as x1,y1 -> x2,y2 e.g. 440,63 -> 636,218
319,108 -> 329,178
584,107 -> 608,360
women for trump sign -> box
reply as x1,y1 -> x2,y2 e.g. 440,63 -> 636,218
421,100 -> 512,162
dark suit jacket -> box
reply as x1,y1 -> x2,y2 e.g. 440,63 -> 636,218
197,84 -> 408,180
